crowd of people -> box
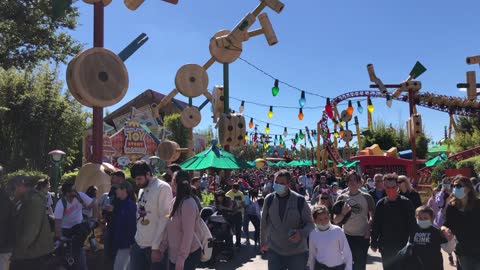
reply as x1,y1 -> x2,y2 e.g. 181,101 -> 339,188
1,162 -> 480,270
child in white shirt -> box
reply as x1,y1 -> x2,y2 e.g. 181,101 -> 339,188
308,205 -> 352,270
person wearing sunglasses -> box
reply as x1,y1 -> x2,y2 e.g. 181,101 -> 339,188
397,175 -> 422,210
371,174 -> 416,270
333,171 -> 375,270
442,175 -> 480,270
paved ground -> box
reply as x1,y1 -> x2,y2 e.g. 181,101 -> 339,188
199,242 -> 456,269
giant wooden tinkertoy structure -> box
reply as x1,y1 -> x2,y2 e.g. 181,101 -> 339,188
68,0 -> 285,193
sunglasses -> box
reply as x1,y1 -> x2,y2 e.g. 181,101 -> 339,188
320,197 -> 329,200
453,184 -> 464,189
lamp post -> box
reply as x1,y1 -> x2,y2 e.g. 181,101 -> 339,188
48,150 -> 65,195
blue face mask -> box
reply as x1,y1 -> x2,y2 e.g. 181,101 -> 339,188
273,183 -> 287,195
453,187 -> 466,199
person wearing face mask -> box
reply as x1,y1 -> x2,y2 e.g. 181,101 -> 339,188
398,205 -> 455,270
308,205 -> 352,270
260,170 -> 314,270
370,174 -> 416,270
368,174 -> 386,205
442,175 -> 480,270
432,177 -> 455,266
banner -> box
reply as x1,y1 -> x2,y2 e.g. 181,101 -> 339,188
124,119 -> 147,155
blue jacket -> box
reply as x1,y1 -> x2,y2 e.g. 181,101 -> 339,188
111,199 -> 137,252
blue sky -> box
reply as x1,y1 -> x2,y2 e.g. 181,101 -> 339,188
63,0 -> 480,149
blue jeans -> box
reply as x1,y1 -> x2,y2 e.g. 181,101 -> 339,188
129,243 -> 166,270
268,249 -> 308,270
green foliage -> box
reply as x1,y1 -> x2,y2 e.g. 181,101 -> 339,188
1,169 -> 48,187
454,129 -> 480,152
0,65 -> 89,173
431,160 -> 457,184
60,170 -> 78,185
0,0 -> 82,69
164,113 -> 189,163
196,125 -> 215,147
457,156 -> 480,177
415,135 -> 430,159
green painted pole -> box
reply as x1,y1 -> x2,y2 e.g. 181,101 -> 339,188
223,63 -> 229,114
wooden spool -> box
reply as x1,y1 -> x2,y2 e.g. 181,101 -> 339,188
74,163 -> 111,196
209,30 -> 243,64
213,86 -> 224,123
124,0 -> 144,10
342,129 -> 353,143
180,106 -> 201,128
158,140 -> 188,162
83,0 -> 112,6
175,64 -> 209,98
258,13 -> 278,46
218,114 -> 235,147
409,114 -> 423,137
67,48 -> 128,108
340,110 -> 352,123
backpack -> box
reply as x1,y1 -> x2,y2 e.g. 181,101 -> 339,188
193,213 -> 213,262
265,193 -> 305,219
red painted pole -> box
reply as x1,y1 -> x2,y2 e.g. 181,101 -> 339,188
92,2 -> 104,164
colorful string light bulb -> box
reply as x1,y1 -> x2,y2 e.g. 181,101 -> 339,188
249,118 -> 254,129
283,127 -> 288,137
347,100 -> 354,116
272,79 -> 279,96
268,106 -> 273,118
339,126 -> 344,138
325,98 -> 333,119
357,101 -> 363,114
386,94 -> 393,108
367,97 -> 374,113
265,123 -> 270,134
299,91 -> 306,108
298,108 -> 304,120
333,129 -> 338,138
239,100 -> 245,113
244,133 -> 248,141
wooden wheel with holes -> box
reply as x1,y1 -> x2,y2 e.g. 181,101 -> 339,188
175,64 -> 209,98
180,107 -> 201,128
209,30 -> 243,64
158,140 -> 182,162
67,48 -> 128,108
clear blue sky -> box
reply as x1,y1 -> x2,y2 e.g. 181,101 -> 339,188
63,0 -> 480,149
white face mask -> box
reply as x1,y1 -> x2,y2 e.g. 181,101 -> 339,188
367,182 -> 375,188
417,219 -> 432,229
316,222 -> 331,231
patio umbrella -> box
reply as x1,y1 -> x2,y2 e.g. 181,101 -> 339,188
180,144 -> 252,170
425,153 -> 447,167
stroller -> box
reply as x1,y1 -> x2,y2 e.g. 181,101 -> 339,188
200,206 -> 234,264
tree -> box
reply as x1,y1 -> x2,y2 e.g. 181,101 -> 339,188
0,65 -> 89,172
454,116 -> 480,151
196,125 -> 215,145
0,0 -> 82,69
164,113 -> 189,163
415,135 -> 429,159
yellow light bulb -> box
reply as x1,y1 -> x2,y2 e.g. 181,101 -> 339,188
367,105 -> 374,113
268,111 -> 273,118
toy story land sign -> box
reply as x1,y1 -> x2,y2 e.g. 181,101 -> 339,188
123,119 -> 148,154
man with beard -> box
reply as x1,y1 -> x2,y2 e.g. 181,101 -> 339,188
129,161 -> 172,270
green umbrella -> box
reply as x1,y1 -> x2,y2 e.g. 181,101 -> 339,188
277,161 -> 288,167
337,160 -> 359,168
425,153 -> 447,167
180,145 -> 252,170
287,160 -> 301,167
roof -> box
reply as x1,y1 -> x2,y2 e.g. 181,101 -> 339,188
103,89 -> 193,128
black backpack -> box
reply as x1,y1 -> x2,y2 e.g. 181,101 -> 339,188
265,193 -> 305,218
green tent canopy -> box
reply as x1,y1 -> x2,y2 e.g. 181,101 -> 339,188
337,160 -> 359,168
425,153 -> 447,167
180,145 -> 252,170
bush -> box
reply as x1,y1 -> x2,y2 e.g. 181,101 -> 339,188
1,170 -> 48,188
61,170 -> 79,185
457,157 -> 480,177
431,160 -> 457,184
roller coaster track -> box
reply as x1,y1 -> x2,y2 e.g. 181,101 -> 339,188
417,146 -> 480,178
318,90 -> 480,166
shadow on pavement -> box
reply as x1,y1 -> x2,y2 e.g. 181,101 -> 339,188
200,244 -> 261,270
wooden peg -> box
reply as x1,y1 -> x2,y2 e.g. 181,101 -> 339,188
224,13 -> 257,45
157,89 -> 179,109
180,107 -> 201,128
466,55 -> 480,65
258,13 -> 278,45
124,0 -> 144,10
467,71 -> 477,100
158,140 -> 188,162
262,0 -> 285,13
367,64 -> 387,94
175,64 -> 209,98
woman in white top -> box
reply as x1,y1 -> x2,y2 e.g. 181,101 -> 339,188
308,205 -> 352,270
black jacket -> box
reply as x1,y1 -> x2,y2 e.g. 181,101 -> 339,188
444,199 -> 480,256
369,189 -> 386,205
371,195 -> 416,250
0,189 -> 14,253
399,190 -> 422,210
